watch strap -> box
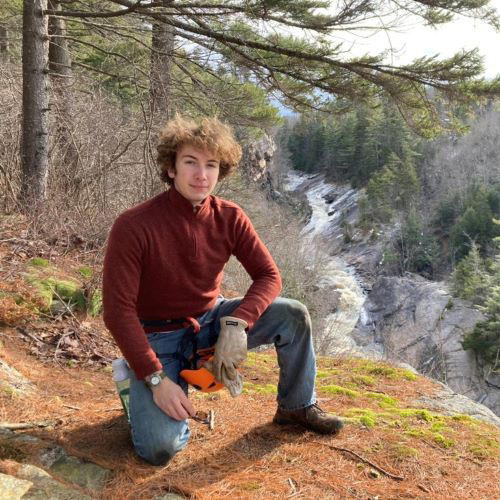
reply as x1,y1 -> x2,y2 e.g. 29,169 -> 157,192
145,370 -> 166,390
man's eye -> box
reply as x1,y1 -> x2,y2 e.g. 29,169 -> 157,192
208,164 -> 219,168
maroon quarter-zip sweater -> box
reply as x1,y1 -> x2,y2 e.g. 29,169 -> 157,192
102,186 -> 282,379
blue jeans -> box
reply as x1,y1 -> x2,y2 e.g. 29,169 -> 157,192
129,297 -> 317,465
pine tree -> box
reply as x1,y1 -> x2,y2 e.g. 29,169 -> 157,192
451,242 -> 487,304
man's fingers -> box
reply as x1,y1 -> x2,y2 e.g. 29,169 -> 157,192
180,393 -> 195,417
172,399 -> 190,420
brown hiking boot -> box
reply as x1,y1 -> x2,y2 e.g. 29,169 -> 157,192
273,403 -> 344,435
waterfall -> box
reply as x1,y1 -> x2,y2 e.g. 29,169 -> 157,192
284,171 -> 366,356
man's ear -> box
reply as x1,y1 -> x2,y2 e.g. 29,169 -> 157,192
167,167 -> 176,179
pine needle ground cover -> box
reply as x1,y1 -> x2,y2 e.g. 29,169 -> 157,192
0,332 -> 499,499
0,215 -> 499,499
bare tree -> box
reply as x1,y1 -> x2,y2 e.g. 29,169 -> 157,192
21,0 -> 49,207
150,1 -> 175,120
48,0 -> 80,186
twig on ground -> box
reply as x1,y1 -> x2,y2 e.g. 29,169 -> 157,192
0,421 -> 54,430
16,327 -> 50,345
312,441 -> 404,481
287,477 -> 298,496
62,404 -> 82,411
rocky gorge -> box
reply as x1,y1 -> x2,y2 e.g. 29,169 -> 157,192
283,171 -> 500,420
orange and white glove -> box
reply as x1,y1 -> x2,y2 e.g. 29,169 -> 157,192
213,316 -> 248,383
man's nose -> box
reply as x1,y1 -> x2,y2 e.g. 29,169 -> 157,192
196,165 -> 208,179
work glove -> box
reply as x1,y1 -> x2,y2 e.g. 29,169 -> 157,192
213,316 -> 248,383
204,359 -> 243,398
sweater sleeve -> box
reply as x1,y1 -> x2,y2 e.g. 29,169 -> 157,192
230,209 -> 282,330
102,215 -> 162,379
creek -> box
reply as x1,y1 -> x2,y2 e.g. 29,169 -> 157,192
284,171 -> 366,356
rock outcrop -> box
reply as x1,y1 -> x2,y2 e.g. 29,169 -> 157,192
352,275 -> 500,416
240,135 -> 276,183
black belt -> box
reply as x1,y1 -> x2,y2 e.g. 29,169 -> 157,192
140,316 -> 201,333
140,318 -> 188,328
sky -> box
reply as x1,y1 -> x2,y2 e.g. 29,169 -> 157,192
332,0 -> 500,78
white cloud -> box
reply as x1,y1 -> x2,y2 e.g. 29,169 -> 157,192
327,0 -> 500,78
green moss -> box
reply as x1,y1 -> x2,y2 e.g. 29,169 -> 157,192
366,365 -> 397,377
341,409 -> 378,428
468,436 -> 499,458
28,257 -> 49,268
30,277 -> 86,311
433,434 -> 455,448
364,392 -> 398,407
405,428 -> 425,439
401,370 -> 417,381
78,266 -> 93,279
242,382 -> 277,395
352,360 -> 417,381
88,290 -> 102,316
430,421 -> 449,433
321,385 -> 359,398
316,370 -> 331,379
404,427 -> 455,448
245,352 -> 275,369
360,415 -> 376,428
396,409 -> 435,422
391,444 -> 419,458
451,413 -> 478,426
351,374 -> 376,386
0,382 -> 21,397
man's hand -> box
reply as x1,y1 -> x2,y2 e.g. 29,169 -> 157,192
204,359 -> 244,398
213,316 -> 248,382
151,376 -> 195,421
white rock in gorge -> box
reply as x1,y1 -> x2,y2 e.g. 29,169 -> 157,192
352,275 -> 500,416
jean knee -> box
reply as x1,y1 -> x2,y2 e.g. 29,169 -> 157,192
280,298 -> 310,328
133,424 -> 189,466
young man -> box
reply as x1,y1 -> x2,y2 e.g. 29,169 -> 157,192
103,116 -> 343,466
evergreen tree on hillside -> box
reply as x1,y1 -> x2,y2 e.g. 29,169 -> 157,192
461,219 -> 500,371
350,106 -> 380,187
452,242 -> 488,304
450,184 -> 500,260
363,152 -> 420,222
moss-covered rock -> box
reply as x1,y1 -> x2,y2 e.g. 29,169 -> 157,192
28,258 -> 49,268
28,277 -> 86,312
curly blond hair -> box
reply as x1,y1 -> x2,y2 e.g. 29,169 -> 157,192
157,115 -> 242,185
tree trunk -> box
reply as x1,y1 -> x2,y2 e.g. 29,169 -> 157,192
21,0 -> 49,207
48,0 -> 80,192
0,24 -> 9,58
149,1 -> 175,121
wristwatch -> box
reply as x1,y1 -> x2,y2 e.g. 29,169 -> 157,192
145,371 -> 166,390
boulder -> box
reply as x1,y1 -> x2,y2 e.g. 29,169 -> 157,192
0,359 -> 35,396
0,472 -> 32,499
352,275 -> 500,416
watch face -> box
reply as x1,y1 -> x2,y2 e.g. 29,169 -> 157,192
151,374 -> 162,386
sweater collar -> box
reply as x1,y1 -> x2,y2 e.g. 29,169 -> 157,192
165,185 -> 211,217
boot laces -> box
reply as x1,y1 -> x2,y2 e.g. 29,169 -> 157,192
310,402 -> 326,414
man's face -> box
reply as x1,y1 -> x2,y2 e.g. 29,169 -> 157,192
168,143 -> 220,206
